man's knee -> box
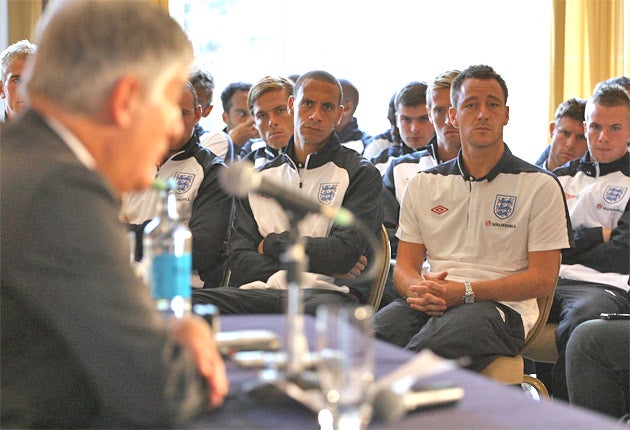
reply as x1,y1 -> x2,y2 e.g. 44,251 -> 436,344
373,299 -> 422,347
405,303 -> 524,360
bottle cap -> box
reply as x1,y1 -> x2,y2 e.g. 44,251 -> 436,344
152,177 -> 176,191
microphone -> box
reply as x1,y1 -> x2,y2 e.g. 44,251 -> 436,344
372,383 -> 464,422
220,160 -> 355,226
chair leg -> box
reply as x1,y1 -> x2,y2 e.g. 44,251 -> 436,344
522,374 -> 549,398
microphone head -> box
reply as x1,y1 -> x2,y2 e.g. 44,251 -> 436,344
220,160 -> 258,198
372,387 -> 406,422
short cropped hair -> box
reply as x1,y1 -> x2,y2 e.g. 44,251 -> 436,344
247,75 -> 294,115
588,84 -> 630,111
339,79 -> 359,113
426,70 -> 461,108
221,82 -> 252,113
595,76 -> 630,93
387,92 -> 397,125
450,64 -> 508,108
294,70 -> 342,105
184,80 -> 199,110
1,39 -> 37,81
26,0 -> 192,117
553,97 -> 586,125
395,81 -> 428,110
189,67 -> 215,109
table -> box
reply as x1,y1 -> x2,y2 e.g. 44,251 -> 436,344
190,315 -> 622,429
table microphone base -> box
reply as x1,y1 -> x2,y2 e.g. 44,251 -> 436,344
243,368 -> 324,413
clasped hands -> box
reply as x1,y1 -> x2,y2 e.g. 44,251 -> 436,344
406,271 -> 465,316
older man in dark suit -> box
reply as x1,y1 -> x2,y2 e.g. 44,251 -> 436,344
0,1 -> 227,428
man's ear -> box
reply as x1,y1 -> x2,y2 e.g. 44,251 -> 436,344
109,76 -> 141,128
202,104 -> 213,118
336,104 -> 344,125
0,81 -> 5,99
194,104 -> 202,124
549,121 -> 556,137
343,101 -> 354,116
287,95 -> 295,116
448,106 -> 459,128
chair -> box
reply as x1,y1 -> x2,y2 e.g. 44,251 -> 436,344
480,283 -> 557,398
367,224 -> 391,311
219,265 -> 231,288
521,322 -> 559,397
523,323 -> 559,363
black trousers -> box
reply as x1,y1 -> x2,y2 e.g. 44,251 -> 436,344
373,299 -> 525,372
548,279 -> 630,400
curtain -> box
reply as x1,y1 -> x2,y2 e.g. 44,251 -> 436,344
549,0 -> 630,119
7,0 -> 42,44
149,0 -> 170,12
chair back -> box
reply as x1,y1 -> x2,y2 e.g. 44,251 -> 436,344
368,225 -> 391,311
521,280 -> 557,354
523,278 -> 560,364
480,278 -> 558,384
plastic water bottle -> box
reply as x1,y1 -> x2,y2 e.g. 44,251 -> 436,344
143,178 -> 192,319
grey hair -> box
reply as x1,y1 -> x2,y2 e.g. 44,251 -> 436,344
1,39 -> 37,81
25,0 -> 193,117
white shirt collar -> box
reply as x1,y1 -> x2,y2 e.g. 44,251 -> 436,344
43,115 -> 96,170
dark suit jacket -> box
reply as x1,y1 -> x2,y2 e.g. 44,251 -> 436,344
0,110 -> 209,428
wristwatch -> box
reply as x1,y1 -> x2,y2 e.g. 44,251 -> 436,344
462,281 -> 475,304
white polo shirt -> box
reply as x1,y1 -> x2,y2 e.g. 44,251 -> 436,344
398,145 -> 571,335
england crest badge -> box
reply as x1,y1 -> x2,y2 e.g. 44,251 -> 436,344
173,172 -> 195,194
494,194 -> 516,220
603,185 -> 627,205
318,183 -> 339,205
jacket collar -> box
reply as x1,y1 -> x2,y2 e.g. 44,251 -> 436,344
284,132 -> 342,169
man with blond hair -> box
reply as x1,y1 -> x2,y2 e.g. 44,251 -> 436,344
245,75 -> 295,167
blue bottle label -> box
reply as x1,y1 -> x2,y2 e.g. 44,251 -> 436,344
151,253 -> 192,299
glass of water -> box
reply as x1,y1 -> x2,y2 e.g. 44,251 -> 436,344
316,304 -> 374,430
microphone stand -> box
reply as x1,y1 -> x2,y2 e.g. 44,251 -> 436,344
244,209 -> 324,414
282,210 -> 309,377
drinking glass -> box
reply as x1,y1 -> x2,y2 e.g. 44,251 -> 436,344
315,304 -> 374,430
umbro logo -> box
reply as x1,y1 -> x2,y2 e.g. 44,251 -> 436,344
431,205 -> 448,215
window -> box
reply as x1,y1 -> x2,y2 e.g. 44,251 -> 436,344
171,0 -> 552,163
